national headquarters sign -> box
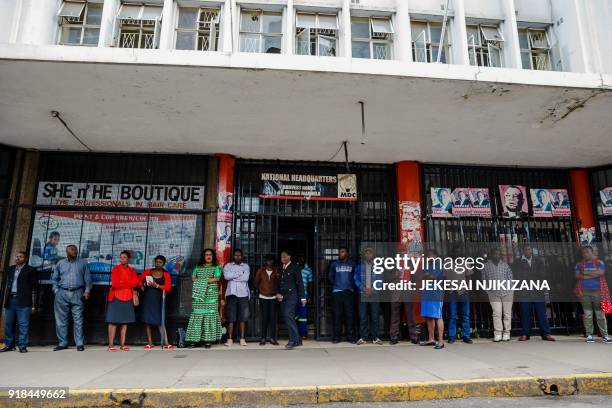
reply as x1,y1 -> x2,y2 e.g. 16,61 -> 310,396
260,172 -> 357,201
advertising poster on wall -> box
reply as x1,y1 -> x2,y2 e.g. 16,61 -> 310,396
549,189 -> 571,217
499,185 -> 528,218
530,188 -> 553,217
399,201 -> 422,253
430,187 -> 452,218
451,188 -> 472,217
29,211 -> 201,284
600,187 -> 612,215
468,188 -> 492,217
216,191 -> 234,263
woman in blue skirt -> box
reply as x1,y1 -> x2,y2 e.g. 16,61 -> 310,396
420,249 -> 446,349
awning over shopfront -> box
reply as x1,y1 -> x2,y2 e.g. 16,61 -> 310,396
0,46 -> 611,167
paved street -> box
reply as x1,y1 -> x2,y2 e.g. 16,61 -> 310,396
0,336 -> 610,389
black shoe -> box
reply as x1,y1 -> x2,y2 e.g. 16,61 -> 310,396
259,340 -> 266,346
332,339 -> 340,344
204,344 -> 212,349
285,343 -> 295,350
434,343 -> 445,350
270,339 -> 279,346
390,338 -> 399,345
463,338 -> 473,344
410,338 -> 419,345
19,348 -> 28,353
448,337 -> 456,344
77,345 -> 85,351
0,346 -> 15,352
53,345 -> 68,351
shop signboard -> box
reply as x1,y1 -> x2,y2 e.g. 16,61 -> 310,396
260,172 -> 357,201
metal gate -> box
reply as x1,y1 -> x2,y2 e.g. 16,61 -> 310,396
234,160 -> 396,339
422,164 -> 580,336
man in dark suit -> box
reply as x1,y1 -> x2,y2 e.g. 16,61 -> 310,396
1,251 -> 38,353
513,245 -> 554,342
276,250 -> 306,350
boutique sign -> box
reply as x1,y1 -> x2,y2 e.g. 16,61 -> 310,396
36,181 -> 205,210
260,172 -> 357,201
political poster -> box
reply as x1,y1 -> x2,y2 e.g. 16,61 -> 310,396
260,172 -> 357,201
600,187 -> 612,215
399,201 -> 422,253
530,188 -> 553,218
430,187 -> 452,218
451,188 -> 472,217
499,185 -> 528,218
468,188 -> 491,217
549,189 -> 571,217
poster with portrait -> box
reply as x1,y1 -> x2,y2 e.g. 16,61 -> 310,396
499,185 -> 528,218
430,187 -> 452,218
451,188 -> 472,216
530,188 -> 553,218
549,189 -> 570,217
600,187 -> 612,215
399,201 -> 422,253
468,188 -> 491,217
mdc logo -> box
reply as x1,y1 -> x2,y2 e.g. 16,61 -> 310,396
337,174 -> 357,199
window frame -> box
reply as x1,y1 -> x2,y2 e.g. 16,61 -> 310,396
175,6 -> 221,51
57,1 -> 103,46
466,24 -> 504,68
519,27 -> 551,71
295,12 -> 340,57
410,20 -> 452,64
351,16 -> 394,60
238,8 -> 283,54
116,3 -> 163,49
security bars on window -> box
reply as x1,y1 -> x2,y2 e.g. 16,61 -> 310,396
466,24 -> 504,68
116,3 -> 163,49
58,1 -> 102,46
519,28 -> 551,71
239,9 -> 283,54
351,17 -> 394,60
176,7 -> 220,51
410,20 -> 451,63
296,13 -> 339,57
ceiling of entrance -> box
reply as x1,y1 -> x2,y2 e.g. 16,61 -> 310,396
1,58 -> 611,167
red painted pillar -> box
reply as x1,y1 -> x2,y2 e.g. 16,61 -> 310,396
569,169 -> 596,245
215,154 -> 235,264
395,161 -> 425,324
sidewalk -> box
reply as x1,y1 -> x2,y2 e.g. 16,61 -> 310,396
0,336 -> 610,406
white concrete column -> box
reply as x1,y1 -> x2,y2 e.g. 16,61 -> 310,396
99,0 -> 119,47
341,0 -> 351,58
285,0 -> 294,54
158,0 -> 174,50
573,0 -> 595,73
20,0 -> 57,45
394,0 -> 412,62
222,0 -> 233,53
501,0 -> 522,69
450,0 -> 469,65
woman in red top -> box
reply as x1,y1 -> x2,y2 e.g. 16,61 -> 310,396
139,255 -> 173,349
106,251 -> 139,351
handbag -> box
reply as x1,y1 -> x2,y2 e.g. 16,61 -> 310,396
133,290 -> 140,307
600,277 -> 612,315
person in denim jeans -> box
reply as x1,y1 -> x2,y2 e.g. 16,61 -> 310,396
446,245 -> 473,344
354,247 -> 383,345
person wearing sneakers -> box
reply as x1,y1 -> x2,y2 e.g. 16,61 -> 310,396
254,255 -> 279,346
575,246 -> 610,344
106,251 -> 140,352
515,245 -> 555,342
482,247 -> 514,342
223,249 -> 251,347
139,255 -> 174,349
354,247 -> 383,345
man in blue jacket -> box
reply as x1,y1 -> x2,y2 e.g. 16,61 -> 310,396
354,247 -> 383,345
328,246 -> 356,343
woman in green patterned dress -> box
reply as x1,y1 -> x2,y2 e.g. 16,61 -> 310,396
186,248 -> 223,348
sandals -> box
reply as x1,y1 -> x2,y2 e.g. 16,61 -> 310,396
144,344 -> 155,350
419,341 -> 436,346
107,346 -> 118,352
120,346 -> 130,351
164,345 -> 175,350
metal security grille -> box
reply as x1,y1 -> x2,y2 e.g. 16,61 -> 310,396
591,165 -> 612,257
234,160 -> 396,339
0,146 -> 15,266
422,164 -> 579,337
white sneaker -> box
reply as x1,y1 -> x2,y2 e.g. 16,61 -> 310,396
373,338 -> 383,345
356,338 -> 366,345
502,333 -> 511,342
225,339 -> 233,347
586,335 -> 594,343
603,337 -> 611,344
240,338 -> 247,346
493,335 -> 502,342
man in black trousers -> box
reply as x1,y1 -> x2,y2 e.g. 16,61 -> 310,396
277,250 -> 306,350
1,251 -> 38,353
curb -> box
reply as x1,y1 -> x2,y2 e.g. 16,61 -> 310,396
1,373 -> 610,407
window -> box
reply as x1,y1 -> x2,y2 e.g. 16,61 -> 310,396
116,3 -> 163,49
466,24 -> 504,67
410,20 -> 451,63
351,16 -> 393,60
518,28 -> 551,71
58,1 -> 102,46
175,7 -> 220,51
239,9 -> 283,54
296,12 -> 339,57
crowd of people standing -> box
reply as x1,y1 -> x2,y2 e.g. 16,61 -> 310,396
1,243 -> 611,353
